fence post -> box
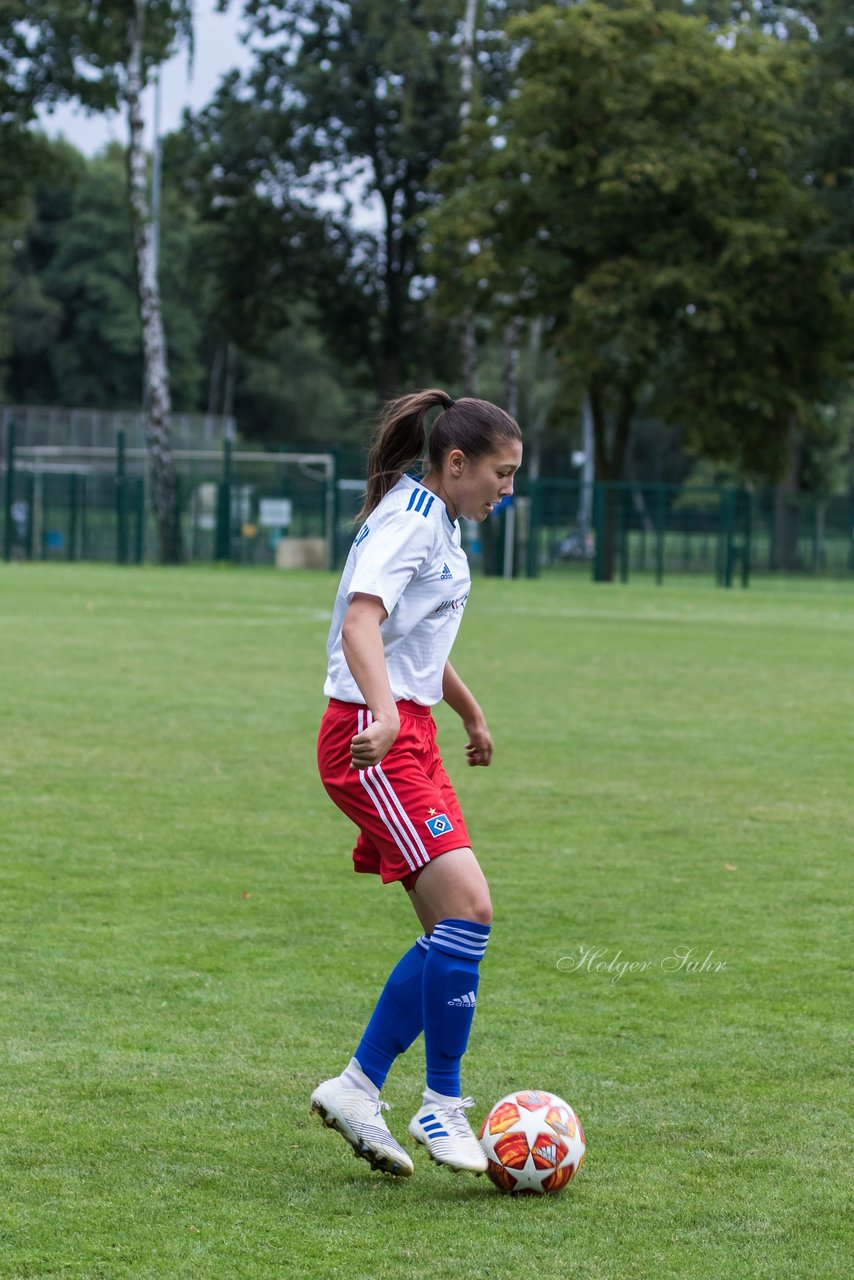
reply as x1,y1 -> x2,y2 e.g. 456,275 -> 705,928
116,429 -> 127,564
68,473 -> 78,562
719,488 -> 736,587
592,483 -> 605,581
24,471 -> 35,559
526,480 -> 541,578
619,488 -> 630,583
215,438 -> 232,561
811,500 -> 823,573
741,489 -> 752,588
3,420 -> 15,562
327,449 -> 339,571
173,473 -> 182,563
655,485 -> 666,585
134,477 -> 145,563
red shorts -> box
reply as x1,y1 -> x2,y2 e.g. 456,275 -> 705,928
317,698 -> 471,889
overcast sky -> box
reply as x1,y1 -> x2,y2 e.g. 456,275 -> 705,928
35,0 -> 253,155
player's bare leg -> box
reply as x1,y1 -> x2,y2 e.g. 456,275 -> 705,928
406,846 -> 492,933
407,847 -> 491,1173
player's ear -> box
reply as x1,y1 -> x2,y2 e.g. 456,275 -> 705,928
447,448 -> 466,477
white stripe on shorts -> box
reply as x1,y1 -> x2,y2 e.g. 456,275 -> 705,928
355,708 -> 431,873
360,767 -> 425,872
374,763 -> 430,863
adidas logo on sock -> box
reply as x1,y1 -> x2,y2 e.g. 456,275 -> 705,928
440,562 -> 453,580
446,990 -> 477,1008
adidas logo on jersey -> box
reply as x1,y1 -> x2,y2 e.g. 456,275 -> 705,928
447,990 -> 477,1008
440,562 -> 453,581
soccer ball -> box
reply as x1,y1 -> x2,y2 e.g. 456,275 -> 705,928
479,1090 -> 586,1195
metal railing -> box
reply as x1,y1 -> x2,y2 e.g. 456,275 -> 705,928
1,425 -> 336,569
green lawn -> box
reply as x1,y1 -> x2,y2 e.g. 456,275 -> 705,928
1,564 -> 851,1279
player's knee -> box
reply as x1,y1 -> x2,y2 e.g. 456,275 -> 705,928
456,861 -> 493,925
473,896 -> 494,926
467,890 -> 493,927
430,887 -> 492,928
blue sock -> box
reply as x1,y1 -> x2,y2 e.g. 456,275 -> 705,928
422,918 -> 491,1097
354,936 -> 430,1090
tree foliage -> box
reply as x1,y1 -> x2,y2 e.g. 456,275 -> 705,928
429,0 -> 852,483
205,0 -> 470,394
1,0 -> 851,493
5,142 -> 202,409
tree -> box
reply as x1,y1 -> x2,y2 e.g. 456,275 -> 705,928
166,73 -> 337,356
678,0 -> 854,566
227,0 -> 467,396
0,5 -> 94,372
123,0 -> 190,561
429,0 -> 852,574
5,141 -> 203,411
6,1 -> 195,560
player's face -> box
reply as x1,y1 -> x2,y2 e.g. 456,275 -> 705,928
451,441 -> 523,522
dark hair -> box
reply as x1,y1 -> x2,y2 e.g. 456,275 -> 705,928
358,388 -> 521,522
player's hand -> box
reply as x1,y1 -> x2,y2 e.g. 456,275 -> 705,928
350,714 -> 400,769
464,718 -> 493,767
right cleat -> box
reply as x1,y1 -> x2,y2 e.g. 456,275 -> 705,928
311,1077 -> 414,1177
409,1096 -> 488,1174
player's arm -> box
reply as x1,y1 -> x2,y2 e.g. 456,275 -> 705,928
442,660 -> 494,767
342,593 -> 400,768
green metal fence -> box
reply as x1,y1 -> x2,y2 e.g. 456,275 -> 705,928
512,480 -> 854,585
1,425 -> 336,568
4,422 -> 852,585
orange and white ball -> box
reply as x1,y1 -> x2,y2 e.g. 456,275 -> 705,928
479,1090 -> 586,1194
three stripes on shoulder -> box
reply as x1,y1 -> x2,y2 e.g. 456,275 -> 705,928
406,487 -> 435,518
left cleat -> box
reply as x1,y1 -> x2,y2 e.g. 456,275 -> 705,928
409,1095 -> 487,1174
311,1076 -> 414,1177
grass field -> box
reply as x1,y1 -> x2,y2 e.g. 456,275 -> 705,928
1,564 -> 851,1280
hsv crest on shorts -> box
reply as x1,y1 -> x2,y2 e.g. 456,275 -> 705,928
425,813 -> 453,838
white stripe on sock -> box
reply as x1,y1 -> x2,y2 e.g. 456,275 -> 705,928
432,923 -> 490,959
434,923 -> 492,944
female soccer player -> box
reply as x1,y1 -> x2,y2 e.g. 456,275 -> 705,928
312,388 -> 522,1178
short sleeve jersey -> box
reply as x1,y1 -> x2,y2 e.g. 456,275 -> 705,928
323,475 -> 471,707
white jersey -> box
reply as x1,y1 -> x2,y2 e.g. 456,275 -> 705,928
324,475 -> 471,706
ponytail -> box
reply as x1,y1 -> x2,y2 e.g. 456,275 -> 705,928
357,388 -> 521,524
358,388 -> 454,523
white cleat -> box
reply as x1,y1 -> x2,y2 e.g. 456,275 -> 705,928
409,1096 -> 488,1174
311,1077 -> 414,1177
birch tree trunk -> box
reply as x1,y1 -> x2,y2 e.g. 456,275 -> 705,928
126,1 -> 182,563
459,0 -> 478,396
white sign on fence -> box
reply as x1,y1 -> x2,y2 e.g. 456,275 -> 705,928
259,498 -> 293,529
